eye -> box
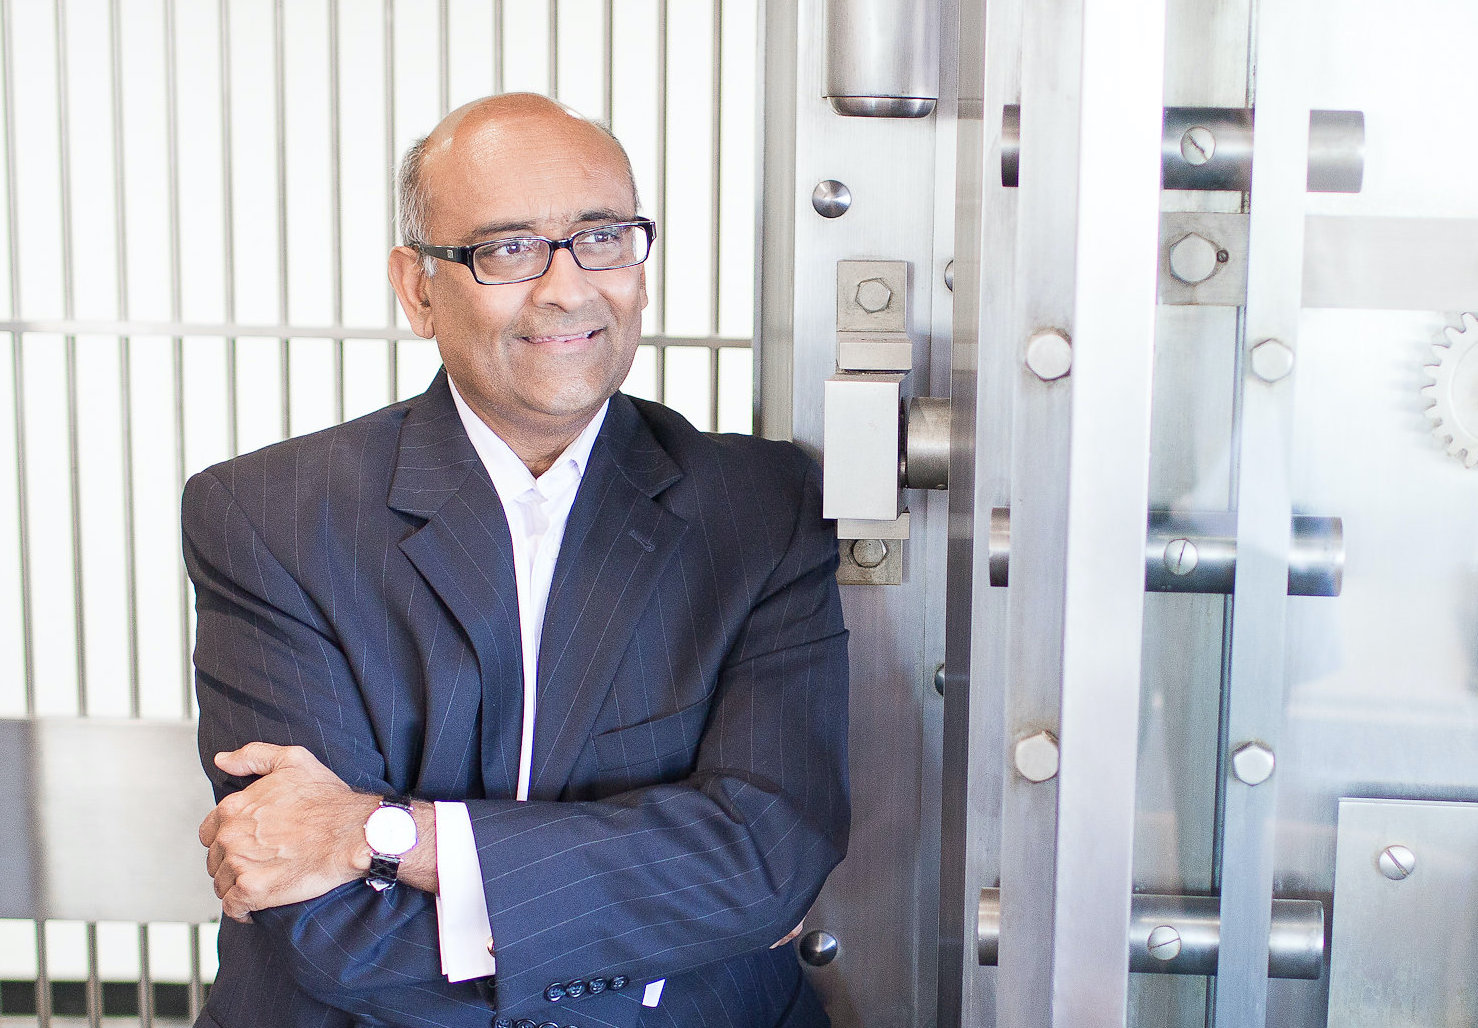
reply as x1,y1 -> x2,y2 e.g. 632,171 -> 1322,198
582,225 -> 625,244
488,237 -> 538,258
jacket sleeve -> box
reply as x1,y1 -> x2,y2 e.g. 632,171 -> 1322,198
466,458 -> 851,1015
184,469 -> 500,1028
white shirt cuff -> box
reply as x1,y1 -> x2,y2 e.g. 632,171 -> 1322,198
433,801 -> 497,982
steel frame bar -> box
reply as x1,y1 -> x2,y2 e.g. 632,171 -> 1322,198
1212,1 -> 1310,1023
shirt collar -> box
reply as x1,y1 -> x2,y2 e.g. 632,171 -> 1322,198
447,375 -> 608,502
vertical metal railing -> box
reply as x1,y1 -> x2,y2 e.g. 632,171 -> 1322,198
0,4 -> 756,1021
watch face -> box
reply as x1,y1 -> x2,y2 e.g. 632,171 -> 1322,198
365,804 -> 418,856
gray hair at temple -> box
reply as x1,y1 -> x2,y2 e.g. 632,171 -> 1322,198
395,105 -> 641,278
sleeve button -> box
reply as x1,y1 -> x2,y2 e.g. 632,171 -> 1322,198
586,977 -> 607,994
564,979 -> 587,998
493,1018 -> 513,1028
543,982 -> 566,1002
609,974 -> 629,990
515,1020 -> 537,1028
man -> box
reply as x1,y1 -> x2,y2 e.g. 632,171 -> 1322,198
184,93 -> 849,1028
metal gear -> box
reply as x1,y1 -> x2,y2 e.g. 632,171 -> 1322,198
1421,312 -> 1478,468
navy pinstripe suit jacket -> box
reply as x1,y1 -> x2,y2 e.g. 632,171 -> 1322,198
182,372 -> 850,1028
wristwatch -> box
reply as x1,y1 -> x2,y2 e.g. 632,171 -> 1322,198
364,795 -> 418,892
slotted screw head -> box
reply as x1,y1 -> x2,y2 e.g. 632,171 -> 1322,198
1378,844 -> 1416,881
1147,925 -> 1182,961
1163,538 -> 1199,576
1180,126 -> 1216,165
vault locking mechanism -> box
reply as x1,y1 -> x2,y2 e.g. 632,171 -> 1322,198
823,260 -> 951,586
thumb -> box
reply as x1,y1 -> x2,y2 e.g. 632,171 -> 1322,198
214,741 -> 292,777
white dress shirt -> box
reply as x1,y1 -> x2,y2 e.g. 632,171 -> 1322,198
433,379 -> 606,983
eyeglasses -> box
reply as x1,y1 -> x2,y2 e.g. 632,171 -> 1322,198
413,219 -> 657,285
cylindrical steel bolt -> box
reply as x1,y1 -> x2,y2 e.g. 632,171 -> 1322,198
854,278 -> 893,314
850,538 -> 888,569
933,663 -> 946,697
1147,925 -> 1182,962
1014,730 -> 1060,783
799,930 -> 839,966
1378,844 -> 1416,881
1163,538 -> 1200,576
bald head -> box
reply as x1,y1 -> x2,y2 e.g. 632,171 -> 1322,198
397,93 -> 638,253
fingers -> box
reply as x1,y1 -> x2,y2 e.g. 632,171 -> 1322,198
214,741 -> 295,778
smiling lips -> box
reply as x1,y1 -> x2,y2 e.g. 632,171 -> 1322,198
523,328 -> 601,345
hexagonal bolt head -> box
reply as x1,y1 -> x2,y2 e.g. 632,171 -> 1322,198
849,538 -> 889,569
1231,740 -> 1275,786
1013,730 -> 1060,783
854,278 -> 893,315
1168,233 -> 1221,285
1250,339 -> 1295,382
1025,330 -> 1073,382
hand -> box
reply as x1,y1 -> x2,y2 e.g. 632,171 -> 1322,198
199,743 -> 377,922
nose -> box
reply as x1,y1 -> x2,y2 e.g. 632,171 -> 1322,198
527,245 -> 598,310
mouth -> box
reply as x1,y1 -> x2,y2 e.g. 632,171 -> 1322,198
522,328 -> 601,345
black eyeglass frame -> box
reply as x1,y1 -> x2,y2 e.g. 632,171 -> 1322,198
412,218 -> 657,285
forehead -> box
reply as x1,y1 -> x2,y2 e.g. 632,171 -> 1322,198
422,112 -> 636,240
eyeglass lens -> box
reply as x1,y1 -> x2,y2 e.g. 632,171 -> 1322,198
472,223 -> 650,283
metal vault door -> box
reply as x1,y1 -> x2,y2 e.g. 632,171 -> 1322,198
931,0 -> 1478,1025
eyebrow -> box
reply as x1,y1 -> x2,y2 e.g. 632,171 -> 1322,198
464,208 -> 634,242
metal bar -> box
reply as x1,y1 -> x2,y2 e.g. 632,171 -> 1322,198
108,0 -> 141,717
1048,0 -> 1165,1020
0,0 -> 37,718
384,0 -> 397,401
36,920 -> 51,1028
273,0 -> 289,439
138,924 -> 154,1028
996,0 -> 1082,1017
437,0 -> 448,114
707,347 -> 719,432
654,0 -> 667,335
187,923 -> 202,1021
0,319 -> 750,348
492,0 -> 503,96
85,921 -> 101,1028
601,0 -> 612,126
751,0 -> 795,441
329,0 -> 344,424
709,0 -> 721,340
219,0 -> 238,457
1213,0 -> 1310,1021
978,889 -> 1325,979
54,0 -> 89,716
653,341 -> 667,406
548,0 -> 558,98
165,0 -> 187,716
1302,215 -> 1478,311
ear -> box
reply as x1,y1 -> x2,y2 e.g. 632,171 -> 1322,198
388,246 -> 437,339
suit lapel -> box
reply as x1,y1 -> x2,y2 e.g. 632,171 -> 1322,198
388,372 -> 523,800
528,394 -> 687,799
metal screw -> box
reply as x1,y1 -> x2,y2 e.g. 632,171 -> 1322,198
1251,339 -> 1295,382
854,278 -> 893,314
1231,741 -> 1276,786
1167,233 -> 1221,284
1163,538 -> 1199,576
850,538 -> 889,569
1378,844 -> 1416,881
1146,925 -> 1182,961
1025,330 -> 1072,381
798,930 -> 839,966
933,663 -> 946,697
1014,730 -> 1060,783
811,179 -> 852,219
1180,125 -> 1216,165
